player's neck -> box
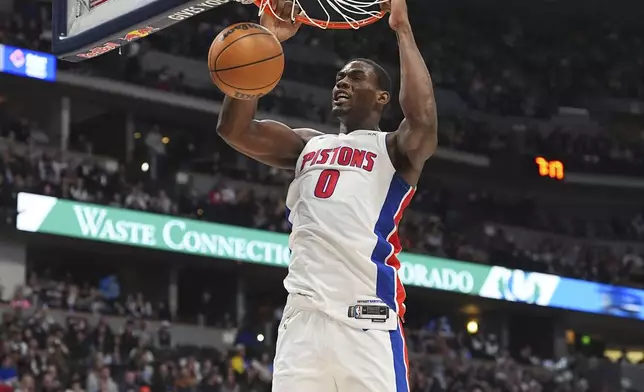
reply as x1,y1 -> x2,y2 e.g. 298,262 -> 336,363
339,118 -> 380,134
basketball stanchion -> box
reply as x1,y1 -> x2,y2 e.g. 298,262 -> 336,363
252,0 -> 388,29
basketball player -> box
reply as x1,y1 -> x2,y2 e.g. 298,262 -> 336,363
216,0 -> 436,390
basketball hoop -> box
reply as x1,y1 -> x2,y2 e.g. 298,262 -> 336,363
253,0 -> 387,29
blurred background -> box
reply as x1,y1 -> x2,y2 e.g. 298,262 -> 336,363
1,0 -> 644,391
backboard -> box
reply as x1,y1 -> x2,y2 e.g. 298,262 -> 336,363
53,0 -> 236,62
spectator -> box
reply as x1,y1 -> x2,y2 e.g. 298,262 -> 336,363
220,372 -> 239,392
239,367 -> 268,392
70,178 -> 90,202
125,186 -> 150,211
120,322 -> 139,359
135,320 -> 152,347
41,367 -> 63,392
136,294 -> 153,319
14,374 -> 35,392
69,327 -> 92,363
198,292 -> 212,326
93,320 -> 113,356
47,336 -> 70,376
157,301 -> 172,322
87,365 -> 117,392
119,371 -> 139,392
413,371 -> 444,392
128,340 -> 154,371
151,364 -> 173,392
157,321 -> 172,349
0,357 -> 18,386
153,190 -> 173,214
200,371 -> 222,392
229,346 -> 246,376
174,366 -> 198,392
10,289 -> 31,312
99,275 -> 120,309
251,353 -> 273,383
66,284 -> 79,311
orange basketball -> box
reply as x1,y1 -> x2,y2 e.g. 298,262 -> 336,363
208,23 -> 284,100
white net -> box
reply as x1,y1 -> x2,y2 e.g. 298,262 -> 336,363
255,0 -> 387,29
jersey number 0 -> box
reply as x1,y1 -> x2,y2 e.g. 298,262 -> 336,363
314,169 -> 340,198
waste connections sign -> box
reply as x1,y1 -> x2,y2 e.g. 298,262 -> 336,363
16,193 -> 487,293
15,193 -> 644,320
16,193 -> 292,266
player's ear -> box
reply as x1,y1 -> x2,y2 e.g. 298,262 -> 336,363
377,90 -> 390,105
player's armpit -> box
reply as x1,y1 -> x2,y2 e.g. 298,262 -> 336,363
394,116 -> 437,168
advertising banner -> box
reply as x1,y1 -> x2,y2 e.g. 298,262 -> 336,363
15,193 -> 491,292
0,45 -> 56,81
16,193 -> 644,319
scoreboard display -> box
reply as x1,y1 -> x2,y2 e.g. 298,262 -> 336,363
535,156 -> 564,181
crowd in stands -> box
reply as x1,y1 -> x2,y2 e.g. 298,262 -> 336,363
2,116 -> 644,290
0,294 -> 605,392
3,0 -> 644,177
8,0 -> 644,111
438,117 -> 644,177
13,272 -> 164,322
0,302 -> 276,392
13,267 -> 240,328
0,4 -> 643,391
144,0 -> 644,113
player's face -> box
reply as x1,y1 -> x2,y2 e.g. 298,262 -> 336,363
332,61 -> 381,120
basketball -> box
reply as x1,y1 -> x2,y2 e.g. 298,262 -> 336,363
208,23 -> 284,100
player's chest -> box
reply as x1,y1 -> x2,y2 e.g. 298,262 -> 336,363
295,135 -> 386,177
292,136 -> 396,202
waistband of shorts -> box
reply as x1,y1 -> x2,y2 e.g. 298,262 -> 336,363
285,293 -> 401,331
285,294 -> 319,311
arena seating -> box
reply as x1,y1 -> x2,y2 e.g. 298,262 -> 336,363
0,298 -> 595,392
1,118 -> 643,288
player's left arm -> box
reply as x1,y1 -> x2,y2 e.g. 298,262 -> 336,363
389,0 -> 438,170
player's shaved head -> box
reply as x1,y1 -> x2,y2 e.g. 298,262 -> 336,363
351,58 -> 392,94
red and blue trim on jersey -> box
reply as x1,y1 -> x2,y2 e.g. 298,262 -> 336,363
389,319 -> 411,392
370,173 -> 415,319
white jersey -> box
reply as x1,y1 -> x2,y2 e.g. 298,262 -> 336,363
284,130 -> 416,330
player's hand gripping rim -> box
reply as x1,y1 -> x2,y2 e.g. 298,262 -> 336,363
382,0 -> 411,31
259,0 -> 304,42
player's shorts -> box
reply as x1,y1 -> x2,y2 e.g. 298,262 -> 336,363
272,294 -> 410,392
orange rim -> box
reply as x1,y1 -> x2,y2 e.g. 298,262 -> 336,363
253,0 -> 385,29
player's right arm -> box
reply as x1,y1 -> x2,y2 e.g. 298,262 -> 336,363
217,98 -> 320,169
216,0 -> 317,169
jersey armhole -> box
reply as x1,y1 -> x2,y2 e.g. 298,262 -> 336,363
379,132 -> 398,174
380,132 -> 416,190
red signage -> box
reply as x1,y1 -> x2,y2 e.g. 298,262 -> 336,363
76,42 -> 120,59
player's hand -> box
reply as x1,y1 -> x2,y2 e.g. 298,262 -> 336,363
384,0 -> 411,31
260,0 -> 303,42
